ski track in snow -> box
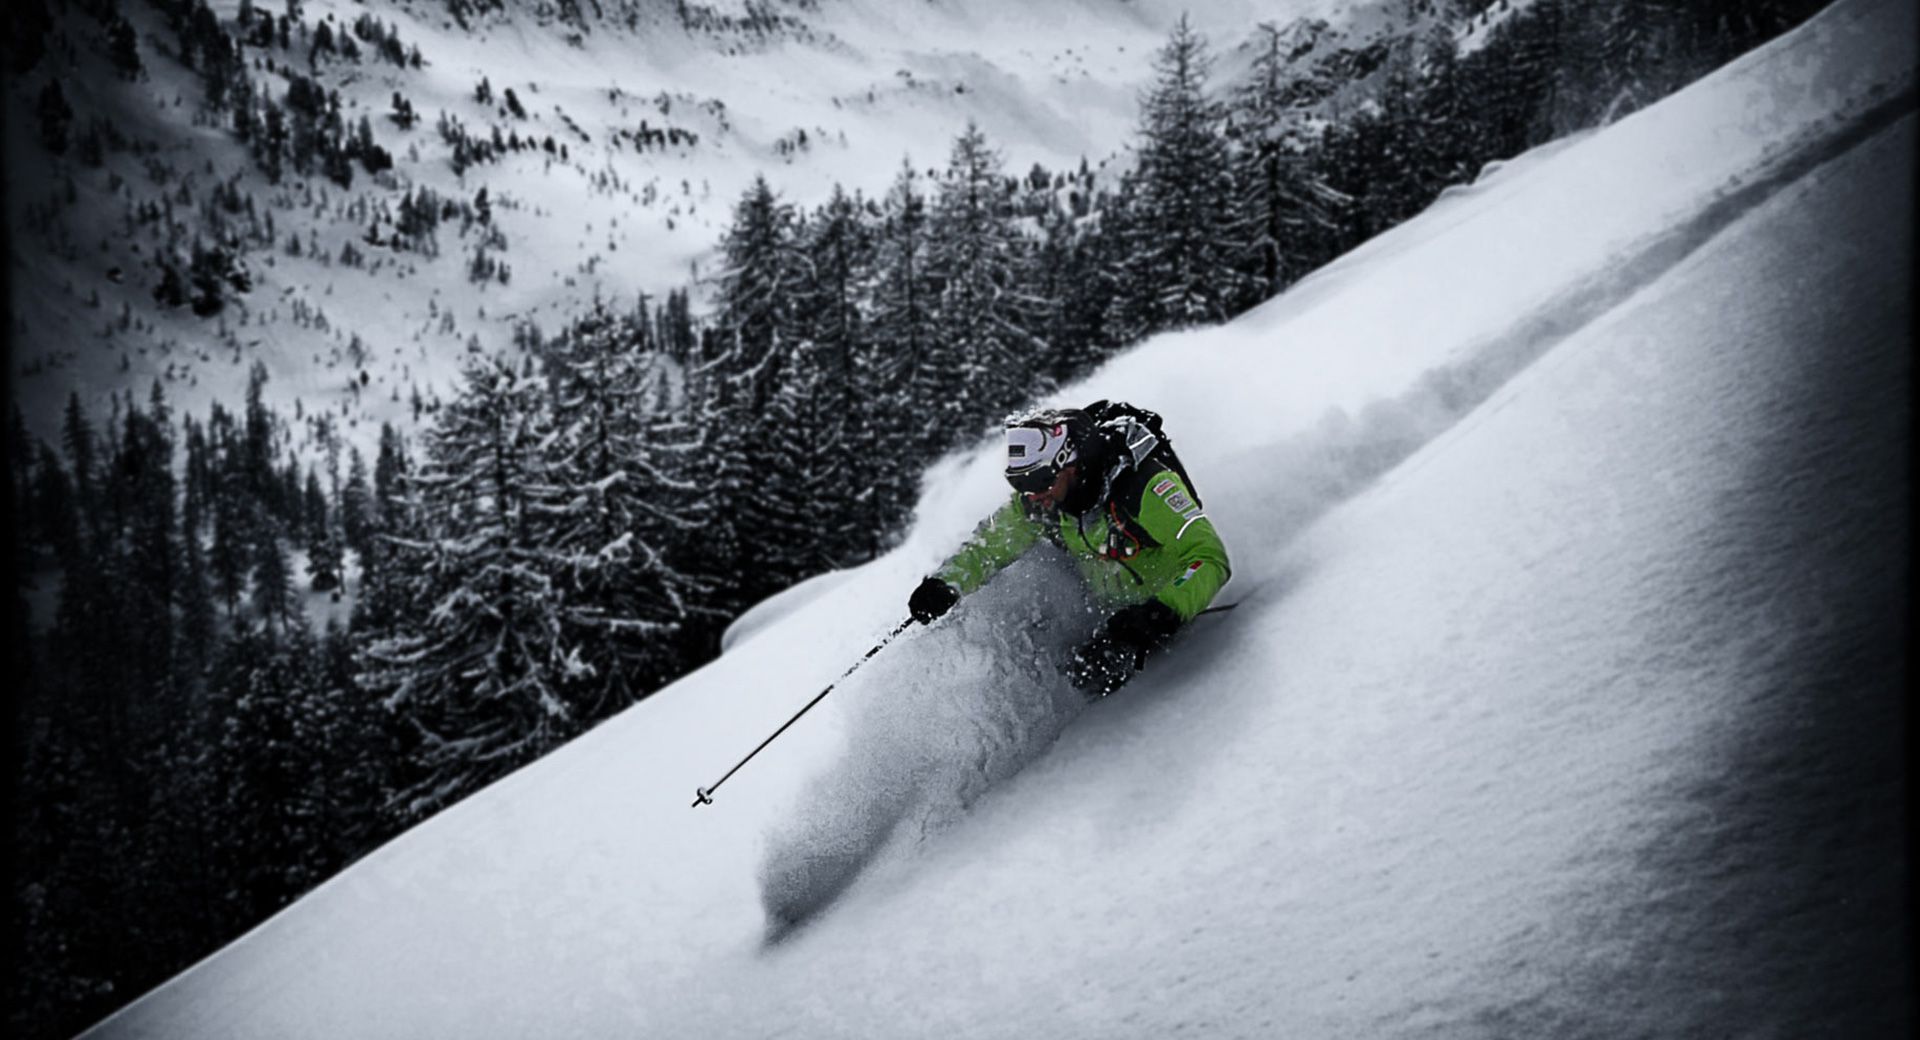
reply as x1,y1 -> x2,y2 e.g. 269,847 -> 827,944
1208,81 -> 1919,592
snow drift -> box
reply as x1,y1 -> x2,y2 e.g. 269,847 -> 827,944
83,0 -> 1912,1036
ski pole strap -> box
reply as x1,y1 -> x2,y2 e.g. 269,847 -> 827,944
691,616 -> 916,808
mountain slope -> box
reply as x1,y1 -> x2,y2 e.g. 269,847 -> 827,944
82,0 -> 1912,1036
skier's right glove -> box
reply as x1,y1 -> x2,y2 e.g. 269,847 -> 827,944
1068,635 -> 1136,700
908,577 -> 959,624
1104,600 -> 1180,653
1070,601 -> 1180,701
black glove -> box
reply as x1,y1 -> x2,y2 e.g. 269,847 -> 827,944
1067,635 -> 1136,699
1068,601 -> 1181,700
909,577 -> 959,624
1104,600 -> 1180,653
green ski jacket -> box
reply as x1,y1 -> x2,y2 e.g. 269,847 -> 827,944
935,458 -> 1231,623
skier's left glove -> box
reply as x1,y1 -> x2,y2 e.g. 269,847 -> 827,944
1069,600 -> 1180,700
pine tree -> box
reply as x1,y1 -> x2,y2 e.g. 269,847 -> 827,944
121,385 -> 181,720
177,466 -> 218,684
1035,200 -> 1107,384
701,177 -> 811,615
1412,23 -> 1478,191
303,464 -> 329,538
713,175 -> 803,412
341,445 -> 374,557
927,121 -> 1031,442
873,160 -> 939,457
1228,22 -> 1332,309
306,527 -> 343,594
539,301 -> 695,710
358,356 -> 579,820
60,394 -> 97,540
37,79 -> 72,155
351,422 -> 414,636
761,337 -> 849,578
669,344 -> 758,625
1133,15 -> 1240,330
34,441 -> 77,562
250,530 -> 298,636
206,622 -> 329,910
109,13 -> 142,80
791,186 -> 872,561
1363,35 -> 1433,230
206,408 -> 251,617
657,288 -> 697,363
372,421 -> 410,528
1098,169 -> 1156,347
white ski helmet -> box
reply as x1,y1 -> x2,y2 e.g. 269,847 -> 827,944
1004,408 -> 1091,493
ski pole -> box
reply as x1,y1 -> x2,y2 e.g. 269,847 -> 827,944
692,616 -> 917,808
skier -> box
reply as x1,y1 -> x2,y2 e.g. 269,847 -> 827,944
907,401 -> 1231,698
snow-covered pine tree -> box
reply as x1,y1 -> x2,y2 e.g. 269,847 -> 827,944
928,121 -> 1031,441
1363,34 -> 1434,230
119,387 -> 181,717
302,464 -> 329,543
176,441 -> 218,684
1410,23 -> 1477,192
358,355 -> 581,820
306,527 -> 343,594
372,421 -> 411,533
340,445 -> 373,558
209,622 -> 327,909
250,527 -> 298,637
1098,169 -> 1156,347
1035,196 -> 1106,386
351,420 -> 413,613
61,392 -> 98,542
760,335 -> 851,580
1229,21 -> 1333,310
540,300 -> 696,713
205,407 -> 250,618
714,174 -> 804,413
791,185 -> 876,563
1467,0 -> 1567,157
703,176 -> 821,612
665,327 -> 757,626
656,288 -> 697,363
1134,15 -> 1240,330
873,160 -> 941,457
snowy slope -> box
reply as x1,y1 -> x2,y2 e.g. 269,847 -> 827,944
83,0 -> 1913,1036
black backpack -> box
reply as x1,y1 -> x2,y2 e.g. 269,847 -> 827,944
1083,399 -> 1201,509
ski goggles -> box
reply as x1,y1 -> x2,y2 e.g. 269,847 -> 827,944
1006,464 -> 1067,496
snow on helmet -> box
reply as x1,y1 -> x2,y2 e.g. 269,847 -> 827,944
1004,408 -> 1090,493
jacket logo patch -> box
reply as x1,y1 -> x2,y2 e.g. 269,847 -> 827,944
1173,561 -> 1205,587
1165,491 -> 1192,513
1153,478 -> 1176,497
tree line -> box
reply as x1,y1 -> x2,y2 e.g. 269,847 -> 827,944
7,1 -> 1828,1036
